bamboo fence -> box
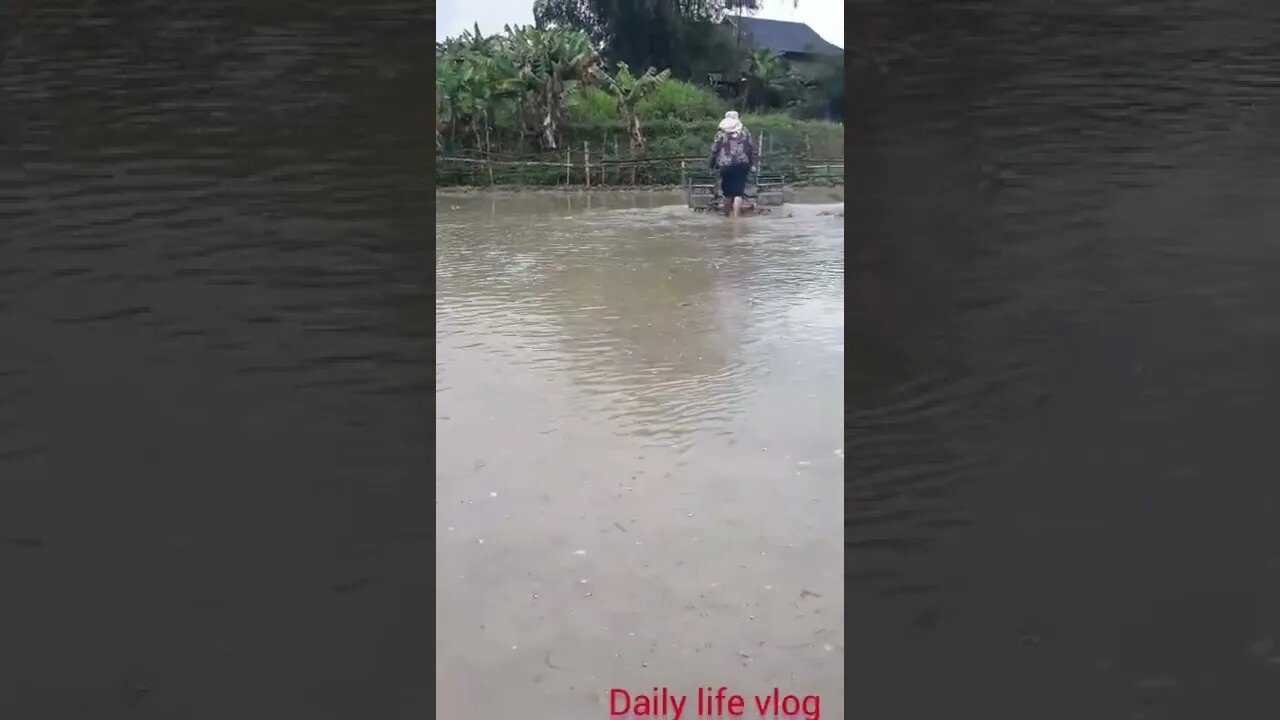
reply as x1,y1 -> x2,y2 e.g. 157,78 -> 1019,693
435,137 -> 845,188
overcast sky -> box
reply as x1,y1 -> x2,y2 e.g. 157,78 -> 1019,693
436,0 -> 844,49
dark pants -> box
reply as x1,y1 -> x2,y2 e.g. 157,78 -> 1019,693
719,163 -> 750,199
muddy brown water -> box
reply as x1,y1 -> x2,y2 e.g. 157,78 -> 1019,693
850,2 -> 1280,718
436,191 -> 845,718
1,3 -> 431,718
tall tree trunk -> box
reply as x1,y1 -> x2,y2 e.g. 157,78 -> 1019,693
542,112 -> 556,150
542,75 -> 564,150
542,85 -> 557,150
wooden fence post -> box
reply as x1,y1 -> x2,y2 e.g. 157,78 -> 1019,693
484,126 -> 494,185
584,141 -> 591,189
759,130 -> 766,178
565,149 -> 571,186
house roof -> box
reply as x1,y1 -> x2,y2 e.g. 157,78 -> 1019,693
730,16 -> 842,56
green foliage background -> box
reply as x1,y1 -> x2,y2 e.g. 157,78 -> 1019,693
437,22 -> 843,187
440,79 -> 842,187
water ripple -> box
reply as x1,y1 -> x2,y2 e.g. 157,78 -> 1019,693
437,192 -> 844,441
1,6 -> 431,713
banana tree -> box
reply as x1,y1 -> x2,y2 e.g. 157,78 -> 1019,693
437,24 -> 600,153
591,62 -> 670,158
437,25 -> 525,154
435,47 -> 457,149
436,44 -> 483,149
742,48 -> 788,110
503,25 -> 600,150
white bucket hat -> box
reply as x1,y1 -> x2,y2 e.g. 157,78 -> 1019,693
718,110 -> 743,133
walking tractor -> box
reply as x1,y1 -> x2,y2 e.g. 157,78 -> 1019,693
686,171 -> 788,215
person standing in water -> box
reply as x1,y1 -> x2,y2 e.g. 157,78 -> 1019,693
709,111 -> 756,217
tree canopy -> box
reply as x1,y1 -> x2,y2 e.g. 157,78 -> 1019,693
533,0 -> 750,80
437,24 -> 603,151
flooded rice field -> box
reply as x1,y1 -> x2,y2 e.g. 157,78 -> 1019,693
436,191 -> 845,718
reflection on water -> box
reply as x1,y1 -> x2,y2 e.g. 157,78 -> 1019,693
438,193 -> 843,440
851,1 -> 1280,718
436,192 -> 844,718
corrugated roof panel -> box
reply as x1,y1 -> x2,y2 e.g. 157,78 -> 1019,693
732,16 -> 842,55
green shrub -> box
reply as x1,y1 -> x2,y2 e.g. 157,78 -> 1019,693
566,79 -> 726,127
566,87 -> 616,127
635,79 -> 726,122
